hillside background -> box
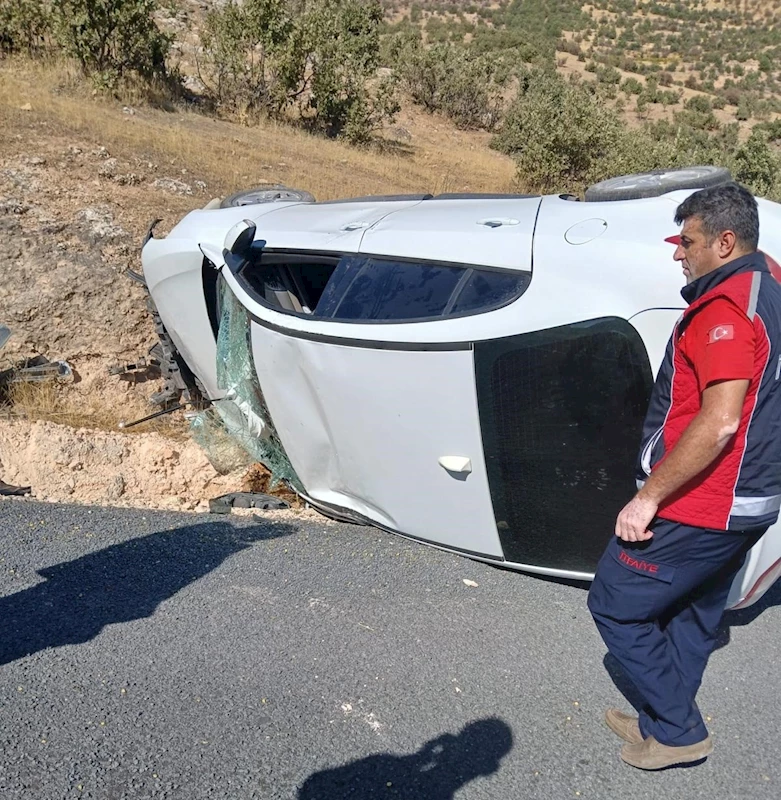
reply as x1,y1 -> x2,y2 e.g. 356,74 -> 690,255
2,0 -> 780,199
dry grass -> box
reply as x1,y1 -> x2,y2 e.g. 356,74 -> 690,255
0,58 -> 517,203
2,377 -> 187,437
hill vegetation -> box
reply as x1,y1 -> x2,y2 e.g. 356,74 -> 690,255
383,0 -> 781,196
1,0 -> 780,198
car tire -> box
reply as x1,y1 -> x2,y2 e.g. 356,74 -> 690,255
219,184 -> 315,208
584,166 -> 732,202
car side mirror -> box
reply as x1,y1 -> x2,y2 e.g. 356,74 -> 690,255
224,219 -> 256,258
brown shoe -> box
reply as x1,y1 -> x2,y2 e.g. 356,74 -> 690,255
605,708 -> 643,744
620,735 -> 713,770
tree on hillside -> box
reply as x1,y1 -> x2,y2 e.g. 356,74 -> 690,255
388,34 -> 506,130
199,0 -> 294,116
491,69 -> 624,191
300,0 -> 400,141
53,0 -> 170,86
0,0 -> 51,55
200,0 -> 398,143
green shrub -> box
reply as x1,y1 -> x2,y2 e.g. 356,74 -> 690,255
199,0 -> 294,116
391,36 -> 506,130
674,108 -> 721,132
200,0 -> 398,143
303,0 -> 400,142
736,96 -> 752,121
0,0 -> 51,55
53,0 -> 170,86
596,64 -> 621,85
685,95 -> 712,113
621,77 -> 643,95
490,69 -> 624,192
732,130 -> 781,197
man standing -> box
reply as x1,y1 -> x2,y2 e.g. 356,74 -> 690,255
588,182 -> 781,770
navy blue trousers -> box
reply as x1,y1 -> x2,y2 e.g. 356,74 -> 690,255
587,519 -> 765,746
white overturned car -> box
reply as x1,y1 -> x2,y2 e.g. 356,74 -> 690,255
140,168 -> 781,609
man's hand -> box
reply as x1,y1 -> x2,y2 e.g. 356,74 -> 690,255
615,494 -> 659,542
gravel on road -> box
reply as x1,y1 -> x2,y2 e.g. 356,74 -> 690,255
0,499 -> 779,799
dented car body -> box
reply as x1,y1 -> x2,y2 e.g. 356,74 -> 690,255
141,183 -> 781,609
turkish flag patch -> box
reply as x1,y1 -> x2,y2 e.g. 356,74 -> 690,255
708,324 -> 735,343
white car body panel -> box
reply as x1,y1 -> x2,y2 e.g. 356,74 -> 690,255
142,188 -> 781,609
247,327 -> 503,556
359,197 -> 540,270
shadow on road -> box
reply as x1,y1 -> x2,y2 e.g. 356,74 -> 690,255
297,718 -> 513,800
719,574 -> 781,636
0,519 -> 295,666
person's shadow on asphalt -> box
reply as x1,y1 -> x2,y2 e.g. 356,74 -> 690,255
0,519 -> 295,666
297,718 -> 513,800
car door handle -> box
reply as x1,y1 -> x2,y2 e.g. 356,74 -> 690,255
438,456 -> 472,474
476,218 -> 520,228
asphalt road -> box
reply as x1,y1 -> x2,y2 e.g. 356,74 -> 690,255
0,499 -> 779,799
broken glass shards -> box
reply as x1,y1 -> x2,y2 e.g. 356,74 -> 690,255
188,404 -> 254,475
190,278 -> 303,492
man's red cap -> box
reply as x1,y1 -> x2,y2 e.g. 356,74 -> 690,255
665,234 -> 682,245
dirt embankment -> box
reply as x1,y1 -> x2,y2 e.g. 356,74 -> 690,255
0,131 -> 252,513
0,419 -> 243,511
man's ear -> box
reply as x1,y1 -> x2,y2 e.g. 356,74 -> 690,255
716,229 -> 737,258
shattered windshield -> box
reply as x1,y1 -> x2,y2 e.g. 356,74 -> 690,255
190,279 -> 303,491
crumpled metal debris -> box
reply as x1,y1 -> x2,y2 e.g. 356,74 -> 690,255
0,480 -> 31,497
5,357 -> 72,383
0,326 -> 73,384
208,492 -> 289,514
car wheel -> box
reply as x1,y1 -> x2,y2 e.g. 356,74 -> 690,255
584,166 -> 732,202
219,184 -> 315,208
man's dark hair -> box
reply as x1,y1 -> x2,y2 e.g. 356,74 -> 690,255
674,181 -> 759,251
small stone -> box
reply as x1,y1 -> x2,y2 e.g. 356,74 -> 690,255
20,103 -> 32,111
98,158 -> 118,178
106,474 -> 125,500
152,177 -> 192,196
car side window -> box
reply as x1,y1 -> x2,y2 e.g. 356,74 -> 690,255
317,257 -> 465,321
236,251 -> 530,322
448,269 -> 531,316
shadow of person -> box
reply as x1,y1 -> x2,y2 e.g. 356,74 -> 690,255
0,519 -> 295,666
297,718 -> 513,800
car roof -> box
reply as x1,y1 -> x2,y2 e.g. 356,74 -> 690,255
243,194 -> 543,271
